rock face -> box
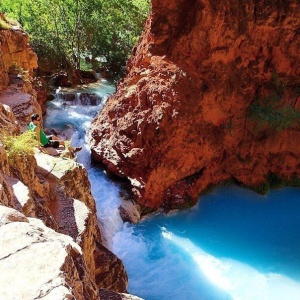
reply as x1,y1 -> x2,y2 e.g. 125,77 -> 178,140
90,0 -> 300,211
0,14 -> 38,92
56,92 -> 102,106
0,145 -> 129,298
0,205 -> 95,300
0,15 -> 130,299
0,14 -> 42,129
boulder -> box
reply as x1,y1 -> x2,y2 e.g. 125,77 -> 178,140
90,0 -> 300,211
0,205 -> 97,300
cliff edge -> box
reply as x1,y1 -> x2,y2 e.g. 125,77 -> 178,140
90,0 -> 300,211
0,14 -> 134,299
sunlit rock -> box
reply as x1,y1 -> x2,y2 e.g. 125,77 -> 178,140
0,205 -> 97,300
91,0 -> 300,211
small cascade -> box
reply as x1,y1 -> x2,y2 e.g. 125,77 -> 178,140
45,81 -> 300,300
56,92 -> 102,106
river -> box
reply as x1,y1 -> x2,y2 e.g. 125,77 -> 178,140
45,81 -> 300,300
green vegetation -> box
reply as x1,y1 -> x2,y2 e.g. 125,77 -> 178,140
2,131 -> 37,162
249,76 -> 300,132
0,0 -> 150,78
0,18 -> 11,29
201,180 -> 233,196
250,173 -> 300,195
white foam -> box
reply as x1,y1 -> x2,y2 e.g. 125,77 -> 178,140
88,168 -> 122,248
162,228 -> 300,300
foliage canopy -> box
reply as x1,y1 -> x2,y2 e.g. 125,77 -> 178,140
0,0 -> 150,77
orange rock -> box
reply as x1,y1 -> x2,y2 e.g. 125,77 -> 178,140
91,0 -> 300,212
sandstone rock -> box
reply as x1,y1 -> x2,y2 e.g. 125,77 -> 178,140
0,17 -> 37,92
0,145 -> 129,297
56,92 -> 102,106
90,0 -> 300,211
0,143 -> 30,211
0,205 -> 97,300
0,13 -> 132,299
8,153 -> 57,229
34,152 -> 128,292
79,92 -> 101,106
0,15 -> 41,128
0,103 -> 20,136
119,200 -> 141,224
0,205 -> 28,225
99,289 -> 145,300
0,80 -> 42,130
57,92 -> 77,102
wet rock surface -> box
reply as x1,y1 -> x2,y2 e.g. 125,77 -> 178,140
57,92 -> 102,106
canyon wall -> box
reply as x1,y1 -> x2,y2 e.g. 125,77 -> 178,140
91,0 -> 300,211
0,14 -> 37,91
0,16 -> 133,299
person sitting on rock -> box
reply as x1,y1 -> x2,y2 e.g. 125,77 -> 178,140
28,113 -> 82,154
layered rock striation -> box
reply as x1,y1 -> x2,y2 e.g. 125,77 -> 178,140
90,0 -> 300,211
0,143 -> 129,298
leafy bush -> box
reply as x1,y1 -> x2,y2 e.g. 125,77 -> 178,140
2,131 -> 37,162
250,173 -> 300,195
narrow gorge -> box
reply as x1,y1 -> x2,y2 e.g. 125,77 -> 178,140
0,14 -> 138,300
1,1 -> 300,299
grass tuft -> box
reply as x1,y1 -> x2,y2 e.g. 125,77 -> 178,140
3,131 -> 37,162
0,19 -> 11,30
6,17 -> 20,27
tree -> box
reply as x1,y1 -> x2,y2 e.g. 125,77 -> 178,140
0,0 -> 150,77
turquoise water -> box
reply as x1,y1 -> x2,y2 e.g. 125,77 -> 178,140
45,81 -> 300,300
113,186 -> 300,300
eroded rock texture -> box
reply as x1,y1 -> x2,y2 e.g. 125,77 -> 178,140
0,144 -> 129,298
91,0 -> 300,211
0,205 -> 95,300
0,14 -> 38,91
0,14 -> 42,129
0,15 -> 129,298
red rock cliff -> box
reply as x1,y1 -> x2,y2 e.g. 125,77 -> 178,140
90,0 -> 300,211
0,13 -> 38,91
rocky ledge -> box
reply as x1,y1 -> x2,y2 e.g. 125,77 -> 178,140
0,139 -> 130,298
90,0 -> 300,212
0,17 -> 137,299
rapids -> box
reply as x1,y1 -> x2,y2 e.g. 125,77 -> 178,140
44,81 -> 300,300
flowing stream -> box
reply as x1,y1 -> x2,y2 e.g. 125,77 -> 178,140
45,81 -> 300,300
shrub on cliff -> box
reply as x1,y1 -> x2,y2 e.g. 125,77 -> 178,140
2,131 -> 37,162
0,18 -> 11,30
249,99 -> 300,131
